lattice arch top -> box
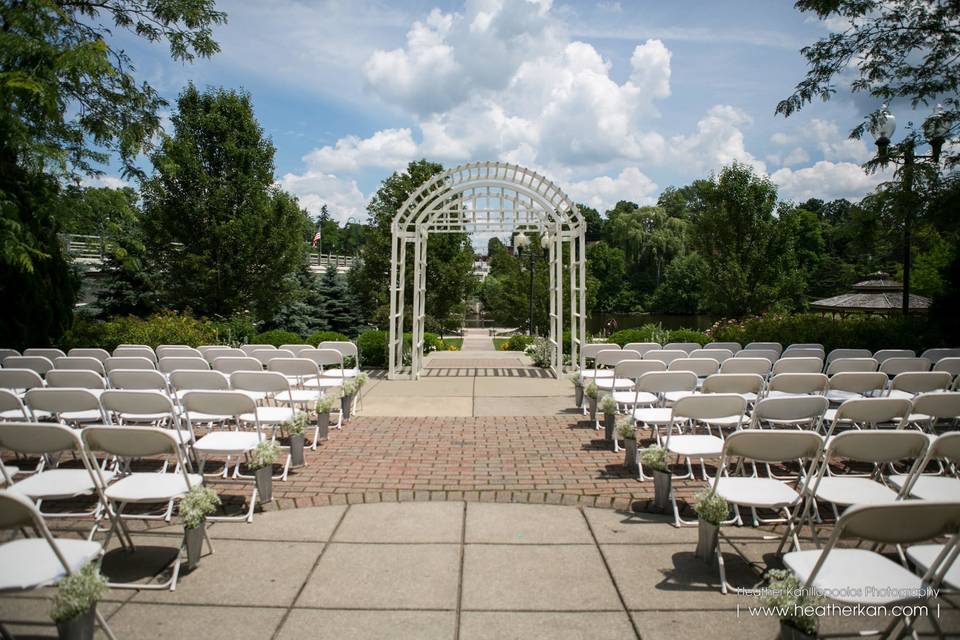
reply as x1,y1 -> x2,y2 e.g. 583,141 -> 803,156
392,162 -> 585,237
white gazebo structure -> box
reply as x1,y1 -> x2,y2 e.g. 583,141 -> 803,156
388,162 -> 587,379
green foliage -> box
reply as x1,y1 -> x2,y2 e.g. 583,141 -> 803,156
316,265 -> 364,336
616,417 -> 636,440
585,382 -> 599,399
284,411 -> 310,436
479,235 -> 551,333
316,396 -> 335,414
51,563 -> 108,622
63,311 -> 223,351
525,337 -> 552,368
599,394 -> 618,415
651,252 -> 707,314
692,491 -> 729,526
639,445 -> 669,472
180,485 -> 220,530
708,313 -> 945,354
666,329 -> 708,346
505,335 -> 534,351
249,440 -> 280,470
760,569 -> 824,635
307,330 -> 350,345
608,324 -> 672,346
253,330 -> 303,348
142,84 -> 311,320
357,330 -> 388,367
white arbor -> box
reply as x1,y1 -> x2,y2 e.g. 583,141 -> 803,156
388,162 -> 587,379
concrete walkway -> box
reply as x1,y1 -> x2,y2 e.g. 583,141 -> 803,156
459,328 -> 495,352
4,502 -> 954,639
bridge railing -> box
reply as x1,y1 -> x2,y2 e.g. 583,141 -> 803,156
308,253 -> 357,270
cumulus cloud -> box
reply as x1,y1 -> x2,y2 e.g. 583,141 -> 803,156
80,175 -> 132,190
564,167 -> 658,212
304,128 -> 418,173
669,105 -> 765,174
278,170 -> 367,223
770,161 -> 888,203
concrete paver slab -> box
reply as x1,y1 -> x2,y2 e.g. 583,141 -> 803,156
473,378 -> 570,397
462,545 -> 620,611
133,539 -> 323,607
365,378 -> 475,397
209,504 -> 346,541
101,602 -> 284,640
459,611 -> 635,640
472,396 -> 574,416
334,502 -> 462,543
296,543 -> 460,609
360,396 -> 473,417
277,610 -> 456,640
630,610 -> 774,639
465,503 -> 592,544
0,596 -> 121,639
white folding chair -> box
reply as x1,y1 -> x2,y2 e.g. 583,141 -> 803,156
643,349 -> 687,365
4,356 -> 54,377
300,349 -> 350,415
780,348 -> 824,360
25,388 -> 106,426
921,348 -> 960,363
319,341 -> 360,377
82,426 -> 203,591
0,369 -> 45,397
720,357 -> 771,377
67,348 -> 110,362
744,342 -> 782,355
0,389 -> 32,421
668,358 -> 719,388
623,342 -> 660,356
113,346 -> 157,363
579,344 -> 618,383
0,348 -> 20,364
107,369 -> 170,396
24,348 -> 66,361
250,349 -> 295,365
104,356 -> 156,373
825,371 -> 888,405
825,348 -> 872,366
268,358 -> 338,445
734,349 -> 778,364
200,347 -> 245,363
689,348 -> 733,363
772,357 -> 822,375
701,373 -> 764,405
212,357 -> 263,375
100,390 -> 194,470
705,341 -> 741,353
766,373 -> 829,399
0,490 -> 116,639
886,371 -> 952,401
880,357 -> 931,376
785,501 -> 960,638
889,432 -> 960,501
52,356 -> 106,376
278,344 -> 311,356
156,345 -> 202,359
632,371 -> 698,442
240,344 -> 276,355
663,342 -> 701,354
46,370 -> 106,398
874,348 -> 916,363
903,392 -> 960,434
707,430 -> 824,592
158,357 -> 210,375
933,357 -> 960,389
594,352 -> 643,393
230,371 -> 298,479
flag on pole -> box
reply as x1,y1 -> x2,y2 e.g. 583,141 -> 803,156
311,228 -> 322,248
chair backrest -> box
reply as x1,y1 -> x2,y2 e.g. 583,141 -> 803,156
772,357 -> 823,375
24,388 -> 103,419
0,368 -> 45,392
879,357 -> 931,376
212,357 -> 263,374
827,371 -> 888,394
920,348 -> 960,363
910,393 -> 960,421
663,342 -> 701,354
826,348 -> 872,364
181,391 -> 260,435
24,348 -> 66,360
230,370 -> 289,394
826,429 -> 928,463
781,348 -> 824,360
0,389 -> 29,419
705,342 -> 741,353
619,343 -> 657,356
701,373 -> 765,395
614,359 -> 665,380
767,373 -> 828,395
51,356 -> 106,375
874,348 -> 916,362
267,358 -> 321,379
45,370 -> 105,390
668,358 -> 719,378
636,371 -> 697,394
744,342 -> 782,355
890,371 -> 951,395
689,348 -> 733,363
4,356 -> 54,376
0,421 -> 83,456
169,370 -> 230,392
825,357 -> 879,376
0,348 -> 20,364
100,389 -> 177,419
107,369 -> 168,391
642,350 -> 687,365
720,429 -> 823,464
156,346 -> 202,359
66,348 -> 110,362
787,343 -> 824,351
597,350 -> 641,368
582,343 -> 618,360
200,347 -> 245,363
720,357 -> 771,376
933,357 -> 960,378
82,425 -> 186,467
831,396 -> 912,428
240,344 -> 277,355
750,395 -> 828,426
833,501 -> 960,545
672,393 -> 748,421
928,432 -> 960,466
158,357 -> 210,374
113,346 -> 157,362
319,341 -> 358,360
251,349 -> 295,365
278,344 -> 311,355
734,349 -> 777,363
104,356 -> 156,372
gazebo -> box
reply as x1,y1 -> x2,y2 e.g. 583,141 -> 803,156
810,273 -> 931,315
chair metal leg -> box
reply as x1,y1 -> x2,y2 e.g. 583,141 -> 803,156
94,607 -> 117,640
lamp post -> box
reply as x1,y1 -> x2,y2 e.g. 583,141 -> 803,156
514,231 -> 551,336
870,103 -> 949,316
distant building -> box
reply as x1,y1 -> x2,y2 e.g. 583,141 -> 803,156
473,257 -> 491,281
810,273 -> 930,315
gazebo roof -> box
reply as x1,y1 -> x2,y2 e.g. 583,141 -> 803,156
810,273 -> 931,313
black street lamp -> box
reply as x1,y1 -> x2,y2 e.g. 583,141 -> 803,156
870,103 -> 949,316
514,231 -> 550,336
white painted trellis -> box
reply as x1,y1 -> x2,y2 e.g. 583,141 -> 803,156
388,162 -> 587,380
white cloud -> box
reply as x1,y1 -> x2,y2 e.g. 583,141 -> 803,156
770,161 -> 888,203
669,105 -> 765,174
278,171 -> 367,223
782,147 -> 810,166
80,175 -> 132,190
304,128 -> 418,173
808,119 -> 872,163
770,132 -> 795,146
564,167 -> 657,212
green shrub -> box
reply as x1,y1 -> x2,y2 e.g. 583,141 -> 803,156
357,330 -> 388,368
692,490 -> 729,526
211,313 -> 258,345
422,332 -> 439,353
51,563 -> 108,622
63,311 -> 220,351
505,335 -> 534,351
666,329 -> 708,346
306,330 -> 349,345
253,329 -> 304,347
608,326 -> 653,347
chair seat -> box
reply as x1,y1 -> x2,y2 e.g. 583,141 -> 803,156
117,411 -> 178,424
886,389 -> 916,400
700,415 -> 745,428
906,544 -> 960,590
193,431 -> 260,455
579,369 -> 614,380
0,409 -> 30,420
611,391 -> 657,406
595,377 -> 634,391
0,465 -> 19,481
273,389 -> 320,404
766,390 -> 816,399
826,390 -> 862,403
104,473 -> 203,503
59,410 -> 102,423
0,538 -> 103,591
784,548 -> 928,605
322,367 -> 359,378
10,468 -> 114,500
813,477 -> 899,507
663,390 -> 696,403
632,408 -> 673,425
240,406 -> 297,425
715,477 -> 800,509
236,390 -> 269,403
302,378 -> 344,389
666,434 -> 724,457
888,474 -> 960,501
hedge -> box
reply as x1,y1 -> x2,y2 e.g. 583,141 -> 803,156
607,324 -> 708,347
306,330 -> 350,345
253,330 -> 304,348
64,312 -> 222,351
357,330 -> 388,368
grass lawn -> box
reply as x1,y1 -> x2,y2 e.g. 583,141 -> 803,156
493,338 -> 509,350
438,337 -> 463,351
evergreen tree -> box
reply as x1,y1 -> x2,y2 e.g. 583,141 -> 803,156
318,265 -> 363,336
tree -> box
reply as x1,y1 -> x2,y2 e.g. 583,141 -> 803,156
585,242 -> 633,312
142,85 -> 311,320
651,252 -> 708,314
317,265 -> 364,336
479,236 -> 551,334
576,204 -> 604,241
0,0 -> 224,347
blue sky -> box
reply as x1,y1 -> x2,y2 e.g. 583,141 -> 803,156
95,0 -> 899,222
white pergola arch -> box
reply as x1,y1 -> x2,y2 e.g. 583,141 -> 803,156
388,161 -> 587,379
